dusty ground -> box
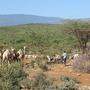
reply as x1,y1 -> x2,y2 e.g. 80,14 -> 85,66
23,59 -> 90,86
45,64 -> 90,86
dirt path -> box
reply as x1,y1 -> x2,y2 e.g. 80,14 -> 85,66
23,60 -> 90,86
45,64 -> 90,86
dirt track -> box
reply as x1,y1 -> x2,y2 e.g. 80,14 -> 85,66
45,64 -> 90,86
23,59 -> 90,86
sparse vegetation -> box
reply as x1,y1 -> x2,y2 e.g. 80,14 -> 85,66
0,22 -> 90,90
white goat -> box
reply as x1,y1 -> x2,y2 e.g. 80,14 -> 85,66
46,55 -> 53,62
73,53 -> 79,60
2,49 -> 11,62
17,49 -> 24,60
24,54 -> 37,59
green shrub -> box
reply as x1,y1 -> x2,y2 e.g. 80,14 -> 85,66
20,79 -> 32,89
0,62 -> 27,90
60,75 -> 79,83
24,72 -> 53,90
59,75 -> 79,90
32,73 -> 51,90
59,80 -> 78,90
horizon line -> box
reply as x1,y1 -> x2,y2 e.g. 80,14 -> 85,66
0,14 -> 90,19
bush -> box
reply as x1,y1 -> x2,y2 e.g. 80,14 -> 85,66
20,79 -> 32,89
30,60 -> 36,68
19,74 -> 80,90
59,80 -> 78,90
59,75 -> 79,90
39,63 -> 48,71
22,72 -> 54,90
60,75 -> 79,83
35,56 -> 48,71
73,54 -> 90,73
33,73 -> 53,90
0,62 -> 27,90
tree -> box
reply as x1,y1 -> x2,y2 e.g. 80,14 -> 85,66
64,21 -> 90,53
73,29 -> 90,53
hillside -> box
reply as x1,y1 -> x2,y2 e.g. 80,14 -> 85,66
0,14 -> 64,26
0,24 -> 76,54
0,23 -> 90,90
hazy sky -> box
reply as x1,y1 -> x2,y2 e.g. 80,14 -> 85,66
0,0 -> 90,18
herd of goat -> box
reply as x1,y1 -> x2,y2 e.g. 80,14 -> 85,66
0,46 -> 80,64
0,48 -> 24,63
0,46 -> 39,63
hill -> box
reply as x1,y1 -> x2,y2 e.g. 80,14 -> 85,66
0,24 -> 76,54
0,14 -> 64,26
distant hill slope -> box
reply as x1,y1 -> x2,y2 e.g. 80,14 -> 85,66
0,24 -> 76,54
0,14 -> 64,26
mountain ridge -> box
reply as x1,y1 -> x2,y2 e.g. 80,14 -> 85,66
0,14 -> 64,26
